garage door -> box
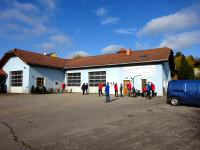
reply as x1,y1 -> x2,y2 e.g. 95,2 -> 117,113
10,70 -> 23,93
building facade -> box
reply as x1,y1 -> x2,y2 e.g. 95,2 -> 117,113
0,47 -> 174,95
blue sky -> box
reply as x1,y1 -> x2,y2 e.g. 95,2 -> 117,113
0,0 -> 200,58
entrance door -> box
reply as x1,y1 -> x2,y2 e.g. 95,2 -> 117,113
123,80 -> 130,95
141,79 -> 147,89
36,77 -> 44,87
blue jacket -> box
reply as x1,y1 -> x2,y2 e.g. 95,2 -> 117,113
147,84 -> 151,92
105,84 -> 110,94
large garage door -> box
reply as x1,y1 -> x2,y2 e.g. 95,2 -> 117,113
10,70 -> 23,93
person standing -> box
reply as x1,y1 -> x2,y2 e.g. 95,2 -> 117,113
151,82 -> 155,97
85,83 -> 88,95
127,81 -> 132,97
105,82 -> 110,102
120,83 -> 123,97
81,83 -> 86,95
146,82 -> 151,99
61,82 -> 66,93
98,82 -> 103,96
114,83 -> 118,97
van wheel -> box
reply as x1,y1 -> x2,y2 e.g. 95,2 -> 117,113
170,97 -> 180,106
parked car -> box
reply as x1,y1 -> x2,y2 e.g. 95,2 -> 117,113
167,80 -> 200,106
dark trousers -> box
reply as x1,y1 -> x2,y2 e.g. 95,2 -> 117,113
128,89 -> 131,97
115,90 -> 118,97
99,89 -> 103,96
82,89 -> 85,95
106,93 -> 110,102
146,91 -> 151,99
152,90 -> 155,97
120,90 -> 123,97
85,89 -> 88,94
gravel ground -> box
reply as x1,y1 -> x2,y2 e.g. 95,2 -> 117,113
0,93 -> 200,150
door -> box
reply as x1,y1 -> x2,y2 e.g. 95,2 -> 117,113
141,79 -> 147,89
36,77 -> 44,87
123,80 -> 130,95
10,70 -> 23,93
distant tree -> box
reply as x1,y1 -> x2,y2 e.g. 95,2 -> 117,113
175,51 -> 183,57
176,55 -> 195,80
186,55 -> 195,66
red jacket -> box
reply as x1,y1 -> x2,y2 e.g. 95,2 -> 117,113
128,83 -> 132,90
151,83 -> 155,91
142,86 -> 147,92
61,83 -> 66,89
98,83 -> 103,90
114,84 -> 118,91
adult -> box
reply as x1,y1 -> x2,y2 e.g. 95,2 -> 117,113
151,82 -> 155,97
127,81 -> 132,97
105,82 -> 110,102
120,83 -> 123,97
85,83 -> 88,94
142,85 -> 147,97
98,82 -> 104,96
81,83 -> 86,95
61,82 -> 66,93
114,83 -> 118,97
146,83 -> 151,99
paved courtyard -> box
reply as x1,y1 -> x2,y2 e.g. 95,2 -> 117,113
0,93 -> 199,150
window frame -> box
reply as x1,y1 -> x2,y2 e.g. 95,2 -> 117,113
67,72 -> 81,86
89,71 -> 106,87
10,70 -> 23,87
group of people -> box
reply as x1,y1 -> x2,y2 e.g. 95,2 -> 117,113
81,83 -> 89,95
142,82 -> 155,99
81,81 -> 156,102
100,81 -> 156,102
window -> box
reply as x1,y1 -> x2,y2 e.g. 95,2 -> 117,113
89,71 -> 106,87
10,71 -> 23,87
67,73 -> 81,86
36,77 -> 44,87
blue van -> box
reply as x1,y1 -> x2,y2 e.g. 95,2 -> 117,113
167,80 -> 200,106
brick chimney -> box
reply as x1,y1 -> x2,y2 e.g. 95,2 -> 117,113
126,49 -> 132,56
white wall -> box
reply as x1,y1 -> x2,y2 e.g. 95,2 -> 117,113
3,57 -> 30,93
66,63 -> 169,96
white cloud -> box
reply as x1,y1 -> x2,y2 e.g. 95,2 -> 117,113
50,34 -> 72,45
159,30 -> 200,50
14,1 -> 38,12
95,7 -> 120,25
101,17 -> 120,25
101,44 -> 123,53
39,0 -> 58,11
95,7 -> 108,17
114,28 -> 137,34
41,42 -> 54,50
50,34 -> 71,43
68,50 -> 89,58
138,5 -> 200,36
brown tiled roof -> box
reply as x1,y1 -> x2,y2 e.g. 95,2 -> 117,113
0,48 -> 66,69
0,47 -> 172,69
65,47 -> 172,69
0,69 -> 7,76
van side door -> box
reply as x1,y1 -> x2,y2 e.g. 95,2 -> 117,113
185,82 -> 199,104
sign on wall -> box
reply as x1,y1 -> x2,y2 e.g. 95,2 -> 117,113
124,65 -> 156,77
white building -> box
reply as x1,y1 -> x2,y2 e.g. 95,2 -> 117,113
0,47 -> 174,95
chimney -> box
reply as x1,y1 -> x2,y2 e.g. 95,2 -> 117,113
126,49 -> 132,56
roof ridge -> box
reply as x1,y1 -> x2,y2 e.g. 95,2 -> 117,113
67,47 -> 171,61
13,48 -> 66,61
